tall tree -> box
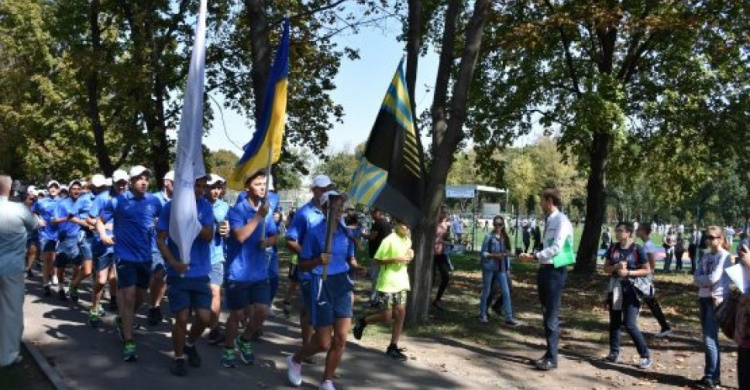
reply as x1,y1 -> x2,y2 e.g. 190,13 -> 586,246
406,0 -> 492,325
466,0 -> 748,273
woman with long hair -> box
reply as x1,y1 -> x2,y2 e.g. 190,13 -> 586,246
693,225 -> 732,390
479,216 -> 516,326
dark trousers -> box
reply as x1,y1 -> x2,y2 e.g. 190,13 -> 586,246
536,266 -> 567,363
643,295 -> 670,332
688,244 -> 698,272
674,250 -> 685,270
433,254 -> 451,302
609,288 -> 650,358
739,347 -> 750,390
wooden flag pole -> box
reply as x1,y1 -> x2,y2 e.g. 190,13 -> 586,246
263,142 -> 274,269
323,194 -> 343,281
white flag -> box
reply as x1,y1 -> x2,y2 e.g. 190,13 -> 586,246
170,0 -> 208,266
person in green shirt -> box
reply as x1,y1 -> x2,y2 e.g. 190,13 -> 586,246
352,218 -> 413,361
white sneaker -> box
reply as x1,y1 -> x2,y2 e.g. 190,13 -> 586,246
479,315 -> 488,323
51,275 -> 59,285
286,355 -> 302,387
319,380 -> 336,390
654,329 -> 672,338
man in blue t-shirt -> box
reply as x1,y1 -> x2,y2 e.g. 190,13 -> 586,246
51,180 -> 89,301
97,166 -> 162,362
283,175 -> 334,349
286,190 -> 363,389
86,170 -> 127,327
33,180 -> 61,296
221,170 -> 278,368
147,170 -> 174,326
204,174 -> 230,344
156,175 -> 214,377
66,178 -> 100,302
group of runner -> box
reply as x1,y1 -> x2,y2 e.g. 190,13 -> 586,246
21,167 -> 416,390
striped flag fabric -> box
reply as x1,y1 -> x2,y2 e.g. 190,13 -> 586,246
348,59 -> 424,226
228,17 -> 290,189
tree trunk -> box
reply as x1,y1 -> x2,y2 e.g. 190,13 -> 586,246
574,130 -> 612,273
245,0 -> 271,121
406,0 -> 491,326
85,0 -> 114,176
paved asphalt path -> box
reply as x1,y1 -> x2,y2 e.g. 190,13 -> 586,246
22,274 -> 486,390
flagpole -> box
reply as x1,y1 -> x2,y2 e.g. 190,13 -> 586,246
263,142 -> 273,269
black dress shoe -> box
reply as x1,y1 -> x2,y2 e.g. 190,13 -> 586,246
534,358 -> 558,371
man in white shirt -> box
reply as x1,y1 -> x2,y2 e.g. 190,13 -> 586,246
519,188 -> 573,371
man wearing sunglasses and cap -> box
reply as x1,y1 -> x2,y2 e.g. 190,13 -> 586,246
97,165 -> 163,362
33,180 -> 62,296
283,175 -> 335,351
204,174 -> 230,344
51,180 -> 88,300
286,190 -> 363,390
87,170 -> 128,327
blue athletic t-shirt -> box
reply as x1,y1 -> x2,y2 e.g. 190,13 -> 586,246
300,220 -> 354,276
103,190 -> 162,263
33,196 -> 60,240
286,200 -> 325,281
90,191 -> 113,256
54,197 -> 81,239
156,198 -> 214,278
226,198 -> 278,282
210,199 -> 230,265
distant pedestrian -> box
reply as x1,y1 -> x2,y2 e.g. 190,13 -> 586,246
636,224 -> 672,338
693,226 -> 732,390
0,175 -> 39,367
603,222 -> 652,370
674,233 -> 686,272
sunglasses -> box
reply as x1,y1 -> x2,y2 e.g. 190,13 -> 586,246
705,235 -> 720,240
494,223 -> 504,227
615,229 -> 627,233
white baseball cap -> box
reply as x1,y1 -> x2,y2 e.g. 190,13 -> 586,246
311,175 -> 332,189
47,180 -> 60,188
91,174 -> 107,188
164,170 -> 175,181
207,174 -> 225,186
129,165 -> 152,179
112,170 -> 129,183
60,185 -> 69,192
26,186 -> 38,196
68,179 -> 83,189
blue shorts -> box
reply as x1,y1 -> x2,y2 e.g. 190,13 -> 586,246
151,251 -> 166,274
225,280 -> 270,310
167,276 -> 211,313
39,237 -> 57,253
208,262 -> 224,286
269,276 -> 279,302
308,273 -> 353,328
94,253 -> 115,272
55,237 -> 82,267
116,260 -> 152,289
79,236 -> 93,260
27,230 -> 39,249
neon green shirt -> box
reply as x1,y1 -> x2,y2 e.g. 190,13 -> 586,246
374,232 -> 412,293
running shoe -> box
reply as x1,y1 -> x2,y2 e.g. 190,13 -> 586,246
235,336 -> 254,364
386,345 -> 407,361
88,311 -> 100,328
319,379 -> 336,390
221,348 -> 237,368
122,340 -> 138,362
171,357 -> 187,376
637,357 -> 652,370
69,285 -> 79,303
184,344 -> 201,367
286,355 -> 302,386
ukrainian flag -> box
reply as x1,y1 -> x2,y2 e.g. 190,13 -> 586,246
229,17 -> 290,189
349,59 -> 424,226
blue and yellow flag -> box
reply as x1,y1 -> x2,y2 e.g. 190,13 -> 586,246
229,17 -> 290,189
349,59 -> 424,226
